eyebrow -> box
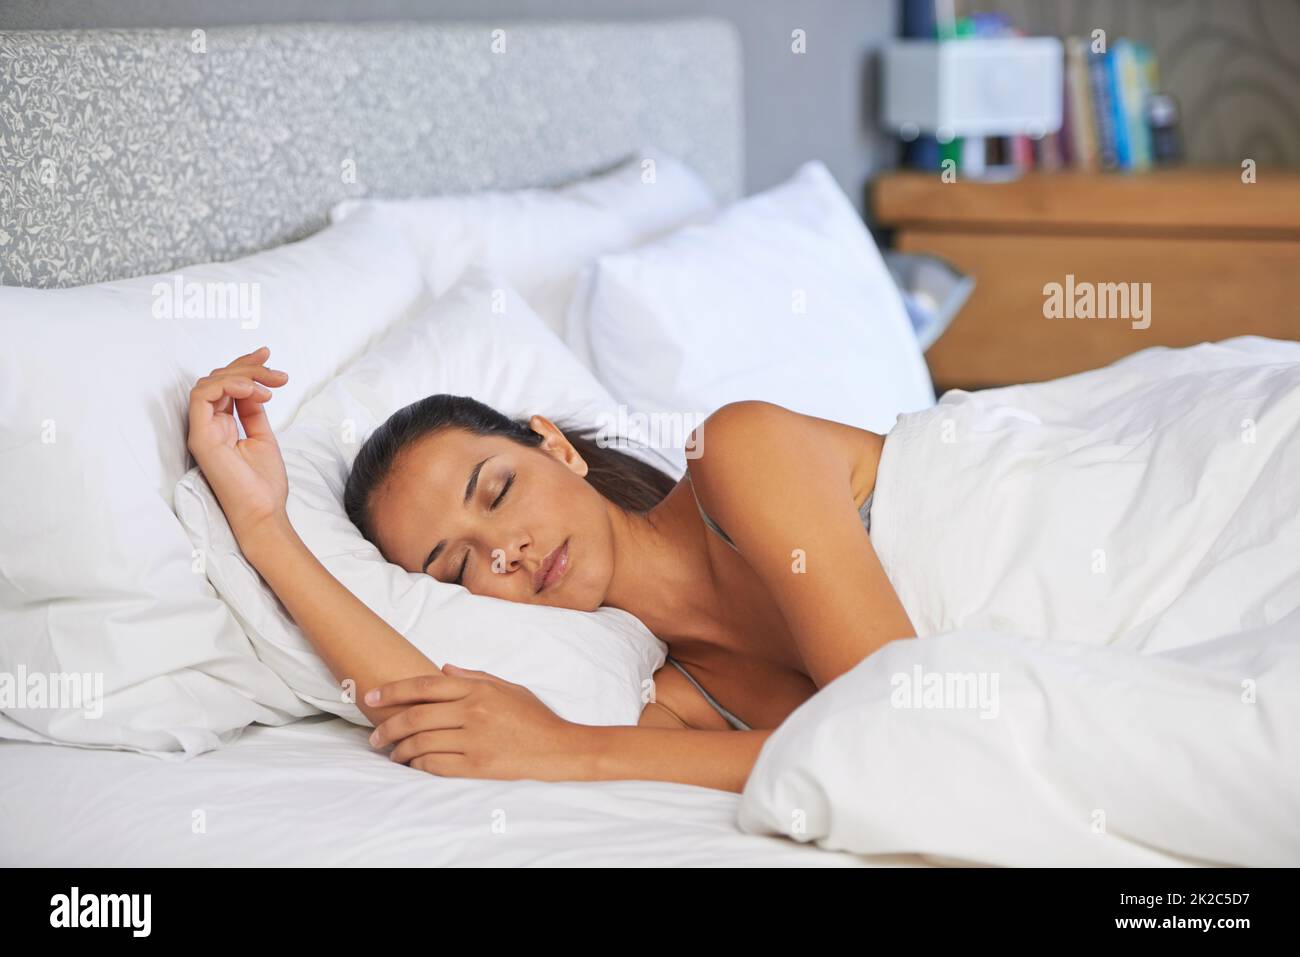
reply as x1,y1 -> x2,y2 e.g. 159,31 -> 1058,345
420,455 -> 496,573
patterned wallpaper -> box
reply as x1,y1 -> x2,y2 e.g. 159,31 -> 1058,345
976,0 -> 1300,166
0,21 -> 742,288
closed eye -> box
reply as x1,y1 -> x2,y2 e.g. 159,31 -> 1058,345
492,471 -> 515,509
452,472 -> 513,585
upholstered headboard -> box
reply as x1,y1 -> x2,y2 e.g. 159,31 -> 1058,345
0,19 -> 743,288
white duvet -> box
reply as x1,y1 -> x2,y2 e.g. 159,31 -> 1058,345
738,337 -> 1300,866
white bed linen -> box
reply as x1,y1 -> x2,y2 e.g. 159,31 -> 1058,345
0,208 -> 426,756
0,716 -> 926,867
739,337 -> 1300,866
566,161 -> 934,476
330,149 -> 717,338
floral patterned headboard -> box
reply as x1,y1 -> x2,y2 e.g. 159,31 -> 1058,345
0,19 -> 743,288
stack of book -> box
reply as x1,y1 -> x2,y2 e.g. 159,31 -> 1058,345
899,1 -> 1178,175
1060,37 -> 1165,172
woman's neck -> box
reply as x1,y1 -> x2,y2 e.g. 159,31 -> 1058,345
600,478 -> 725,649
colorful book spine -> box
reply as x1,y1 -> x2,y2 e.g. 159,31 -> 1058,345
1088,48 -> 1120,171
1132,42 -> 1156,170
1105,45 -> 1131,169
1113,39 -> 1152,171
1064,37 -> 1098,171
1142,41 -> 1160,93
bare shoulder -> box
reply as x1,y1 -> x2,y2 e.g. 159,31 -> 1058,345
686,401 -> 882,511
684,401 -> 908,687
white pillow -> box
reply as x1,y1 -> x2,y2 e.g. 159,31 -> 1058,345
566,160 -> 937,474
330,148 -> 716,337
0,207 -> 429,755
174,270 -> 669,729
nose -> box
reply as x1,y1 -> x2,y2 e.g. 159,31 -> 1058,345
488,534 -> 531,578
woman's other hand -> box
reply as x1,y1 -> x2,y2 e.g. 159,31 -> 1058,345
365,666 -> 589,782
186,346 -> 291,544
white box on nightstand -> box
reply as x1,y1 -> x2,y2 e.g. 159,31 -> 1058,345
882,37 -> 1063,140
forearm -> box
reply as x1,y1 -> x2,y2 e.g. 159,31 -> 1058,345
240,515 -> 439,726
574,724 -> 774,793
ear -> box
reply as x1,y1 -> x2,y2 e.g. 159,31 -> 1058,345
528,414 -> 589,477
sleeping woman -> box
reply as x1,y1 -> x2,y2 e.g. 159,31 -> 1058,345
187,346 -> 916,793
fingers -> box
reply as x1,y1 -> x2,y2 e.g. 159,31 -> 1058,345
362,671 -> 459,711
191,374 -> 273,409
203,346 -> 290,399
369,699 -> 465,749
189,356 -> 288,437
188,349 -> 287,417
388,728 -> 469,766
227,369 -> 280,439
187,374 -> 269,445
217,368 -> 282,436
232,390 -> 274,439
442,663 -> 514,690
191,366 -> 286,406
227,345 -> 274,370
410,753 -> 471,777
234,345 -> 269,365
207,363 -> 289,389
443,664 -> 493,679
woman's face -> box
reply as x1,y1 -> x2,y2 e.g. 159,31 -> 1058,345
366,417 -> 615,611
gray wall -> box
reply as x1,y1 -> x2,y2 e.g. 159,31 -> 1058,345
0,0 -> 900,212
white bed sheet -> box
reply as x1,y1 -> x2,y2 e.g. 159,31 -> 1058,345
0,714 -> 925,867
739,338 -> 1300,866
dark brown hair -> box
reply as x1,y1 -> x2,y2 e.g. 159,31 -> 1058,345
344,394 -> 676,547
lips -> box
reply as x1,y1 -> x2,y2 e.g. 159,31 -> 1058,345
533,538 -> 570,593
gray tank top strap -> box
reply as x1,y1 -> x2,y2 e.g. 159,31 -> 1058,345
684,471 -> 874,552
672,468 -> 876,732
688,474 -> 741,549
665,656 -> 752,731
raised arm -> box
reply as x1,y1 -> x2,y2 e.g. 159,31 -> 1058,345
186,347 -> 442,727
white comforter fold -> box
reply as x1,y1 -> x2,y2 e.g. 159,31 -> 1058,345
738,337 -> 1300,866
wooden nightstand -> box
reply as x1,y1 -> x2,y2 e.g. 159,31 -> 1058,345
873,169 -> 1300,392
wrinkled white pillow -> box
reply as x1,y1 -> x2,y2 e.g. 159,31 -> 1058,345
566,160 -> 937,475
0,207 -> 429,755
330,148 -> 716,337
174,270 -> 669,728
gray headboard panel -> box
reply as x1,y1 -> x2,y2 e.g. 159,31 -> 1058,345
0,19 -> 743,288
